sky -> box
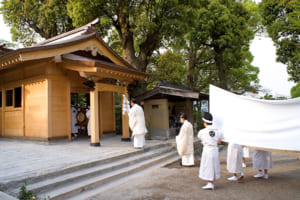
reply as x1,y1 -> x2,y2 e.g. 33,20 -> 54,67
0,3 -> 295,98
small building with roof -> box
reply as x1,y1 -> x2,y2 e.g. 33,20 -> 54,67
0,19 -> 148,146
135,81 -> 209,139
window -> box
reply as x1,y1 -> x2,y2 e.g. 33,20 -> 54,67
6,90 -> 13,107
14,87 -> 22,108
0,91 -> 2,107
152,105 -> 159,109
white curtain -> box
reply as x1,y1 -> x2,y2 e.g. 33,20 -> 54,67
210,85 -> 300,152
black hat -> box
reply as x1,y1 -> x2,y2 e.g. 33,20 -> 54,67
202,112 -> 213,123
131,98 -> 137,104
180,113 -> 187,120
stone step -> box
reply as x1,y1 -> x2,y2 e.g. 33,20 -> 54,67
4,142 -> 170,192
38,151 -> 178,200
69,155 -> 180,200
11,146 -> 175,195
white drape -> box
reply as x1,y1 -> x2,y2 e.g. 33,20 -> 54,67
210,85 -> 300,152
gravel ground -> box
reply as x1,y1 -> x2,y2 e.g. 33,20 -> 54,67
90,149 -> 300,200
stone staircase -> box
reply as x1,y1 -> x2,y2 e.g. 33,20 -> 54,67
7,143 -> 179,200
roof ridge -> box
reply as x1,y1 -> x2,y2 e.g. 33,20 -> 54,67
34,18 -> 100,47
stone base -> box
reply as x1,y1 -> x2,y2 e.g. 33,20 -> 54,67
90,142 -> 101,147
121,138 -> 131,142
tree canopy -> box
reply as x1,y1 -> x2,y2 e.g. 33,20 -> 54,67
176,0 -> 260,94
146,50 -> 187,90
0,0 -> 74,46
291,83 -> 300,98
1,0 -> 264,96
260,0 -> 300,83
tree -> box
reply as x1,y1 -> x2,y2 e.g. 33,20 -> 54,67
291,83 -> 300,98
0,39 -> 17,48
1,0 -> 74,46
260,0 -> 300,82
146,50 -> 187,90
67,0 -> 189,73
181,0 -> 260,94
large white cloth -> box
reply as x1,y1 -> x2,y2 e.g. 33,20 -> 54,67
227,143 -> 243,173
253,150 -> 273,170
129,104 -> 147,148
210,85 -> 300,152
71,107 -> 79,133
86,109 -> 91,136
176,120 -> 194,166
198,125 -> 221,181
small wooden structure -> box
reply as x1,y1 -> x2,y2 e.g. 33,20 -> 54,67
0,19 -> 148,146
136,82 -> 209,139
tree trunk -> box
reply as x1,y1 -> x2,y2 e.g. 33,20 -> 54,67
215,49 -> 228,90
188,42 -> 197,90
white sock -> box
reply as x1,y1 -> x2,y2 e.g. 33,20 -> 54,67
240,172 -> 244,176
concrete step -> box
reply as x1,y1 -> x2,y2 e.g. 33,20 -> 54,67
69,154 -> 180,200
12,146 -> 175,195
38,151 -> 178,200
4,142 -> 170,193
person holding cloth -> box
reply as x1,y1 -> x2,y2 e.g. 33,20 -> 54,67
253,150 -> 273,179
129,99 -> 147,149
227,143 -> 244,180
198,112 -> 222,190
176,113 -> 194,167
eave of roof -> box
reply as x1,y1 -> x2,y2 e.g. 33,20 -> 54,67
0,30 -> 136,70
62,54 -> 148,80
135,87 -> 202,101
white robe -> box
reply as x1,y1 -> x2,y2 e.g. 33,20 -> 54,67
243,147 -> 250,158
86,109 -> 91,136
71,107 -> 78,134
253,150 -> 273,170
227,143 -> 243,173
176,120 -> 194,166
198,125 -> 221,181
129,104 -> 147,148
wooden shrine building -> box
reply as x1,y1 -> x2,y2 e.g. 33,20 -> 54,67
135,81 -> 209,139
0,19 -> 147,146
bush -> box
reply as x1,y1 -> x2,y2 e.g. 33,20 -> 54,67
18,183 -> 37,200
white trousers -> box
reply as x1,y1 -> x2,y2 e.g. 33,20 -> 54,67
134,134 -> 145,148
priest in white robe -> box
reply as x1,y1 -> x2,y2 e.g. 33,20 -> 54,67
129,99 -> 147,148
227,143 -> 244,180
71,106 -> 79,140
176,113 -> 194,167
198,112 -> 222,190
253,150 -> 273,179
86,107 -> 91,136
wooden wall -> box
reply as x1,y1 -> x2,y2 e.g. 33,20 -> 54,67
48,77 -> 70,139
100,92 -> 115,133
143,99 -> 169,130
24,80 -> 48,138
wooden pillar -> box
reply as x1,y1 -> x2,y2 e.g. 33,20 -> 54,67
90,86 -> 100,146
99,92 -> 103,138
121,85 -> 130,141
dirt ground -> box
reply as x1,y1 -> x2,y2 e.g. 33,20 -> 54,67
89,149 -> 300,200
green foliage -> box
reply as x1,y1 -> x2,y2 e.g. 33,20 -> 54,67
146,50 -> 187,90
18,183 -> 37,200
0,0 -> 73,46
260,0 -> 300,82
261,93 -> 287,100
183,0 -> 260,94
291,83 -> 300,98
0,39 -> 17,48
67,0 -> 190,72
